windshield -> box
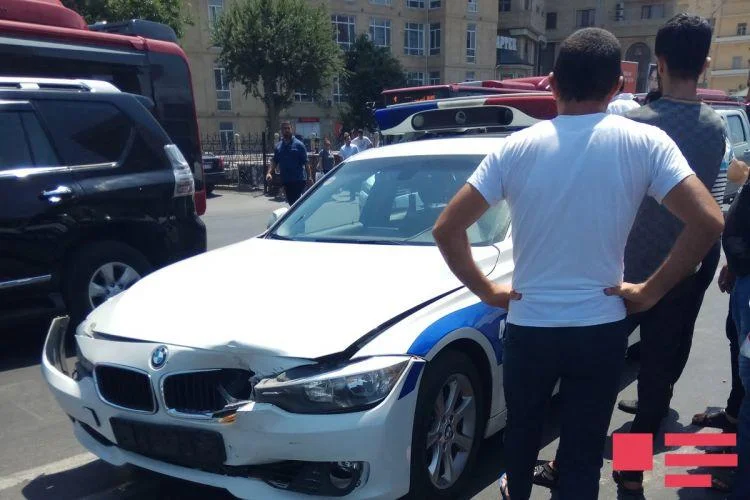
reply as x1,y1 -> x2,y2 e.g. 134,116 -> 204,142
270,154 -> 510,246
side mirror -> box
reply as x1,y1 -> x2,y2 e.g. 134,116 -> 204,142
266,207 -> 289,229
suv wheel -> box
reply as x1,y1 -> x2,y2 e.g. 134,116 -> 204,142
409,350 -> 486,498
64,241 -> 151,324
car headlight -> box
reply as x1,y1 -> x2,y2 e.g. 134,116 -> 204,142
254,356 -> 410,414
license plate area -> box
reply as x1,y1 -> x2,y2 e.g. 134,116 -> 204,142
110,417 -> 226,467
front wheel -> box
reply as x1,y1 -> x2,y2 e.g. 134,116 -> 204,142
409,350 -> 487,498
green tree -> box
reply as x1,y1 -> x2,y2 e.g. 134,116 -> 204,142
340,34 -> 406,132
213,0 -> 343,137
62,0 -> 192,38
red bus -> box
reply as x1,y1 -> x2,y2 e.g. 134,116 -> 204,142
0,0 -> 207,215
381,80 -> 545,108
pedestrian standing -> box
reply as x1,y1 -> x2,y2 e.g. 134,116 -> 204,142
606,82 -> 640,115
318,137 -> 335,176
351,129 -> 373,151
432,27 -> 724,500
609,14 -> 726,494
338,132 -> 360,161
266,121 -> 311,206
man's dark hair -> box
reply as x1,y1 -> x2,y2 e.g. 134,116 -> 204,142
655,13 -> 712,80
553,28 -> 621,102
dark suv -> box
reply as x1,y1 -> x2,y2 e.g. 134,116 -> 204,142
0,77 -> 206,328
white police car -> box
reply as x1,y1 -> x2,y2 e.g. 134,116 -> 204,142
42,100 -> 554,499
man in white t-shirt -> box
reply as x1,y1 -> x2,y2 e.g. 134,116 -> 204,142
606,83 -> 640,115
351,129 -> 373,151
338,132 -> 360,161
432,28 -> 723,500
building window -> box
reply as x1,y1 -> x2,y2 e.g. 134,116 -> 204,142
219,122 -> 234,151
294,90 -> 314,103
208,0 -> 224,29
732,56 -> 743,69
370,18 -> 391,48
430,23 -> 441,55
332,77 -> 344,103
406,72 -> 424,86
468,0 -> 478,13
576,9 -> 595,27
738,23 -> 748,36
429,71 -> 441,85
369,0 -> 391,5
546,12 -> 557,29
406,0 -> 425,8
499,0 -> 511,12
430,0 -> 441,8
466,23 -> 477,63
641,4 -> 665,19
332,15 -> 356,50
404,23 -> 425,56
214,67 -> 231,111
524,0 -> 531,10
465,71 -> 476,81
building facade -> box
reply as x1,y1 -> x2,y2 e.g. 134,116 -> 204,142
181,0 -> 498,145
496,0 -> 548,79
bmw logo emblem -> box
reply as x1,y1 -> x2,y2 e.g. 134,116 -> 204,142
150,345 -> 168,369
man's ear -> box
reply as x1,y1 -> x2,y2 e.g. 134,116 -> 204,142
548,72 -> 560,99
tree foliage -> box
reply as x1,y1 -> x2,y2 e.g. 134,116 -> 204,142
340,34 -> 406,132
62,0 -> 192,38
213,0 -> 343,136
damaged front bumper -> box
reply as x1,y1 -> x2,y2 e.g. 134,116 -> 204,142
41,317 -> 423,499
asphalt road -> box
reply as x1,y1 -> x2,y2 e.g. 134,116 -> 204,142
0,189 -> 735,500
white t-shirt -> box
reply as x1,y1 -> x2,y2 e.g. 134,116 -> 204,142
606,93 -> 640,115
339,143 -> 360,160
468,113 -> 693,327
352,136 -> 373,151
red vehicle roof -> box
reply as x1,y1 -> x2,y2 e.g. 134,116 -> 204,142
0,0 -> 87,30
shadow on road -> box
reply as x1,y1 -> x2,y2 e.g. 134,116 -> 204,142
0,318 -> 51,372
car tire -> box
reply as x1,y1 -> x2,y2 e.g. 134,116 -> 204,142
409,349 -> 487,498
63,241 -> 151,327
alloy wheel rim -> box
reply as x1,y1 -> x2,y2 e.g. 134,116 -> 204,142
426,373 -> 476,489
88,262 -> 141,309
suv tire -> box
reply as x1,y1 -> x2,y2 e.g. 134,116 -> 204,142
64,241 -> 151,326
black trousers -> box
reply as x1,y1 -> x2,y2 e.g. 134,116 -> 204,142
503,320 -> 630,500
628,243 -> 720,436
726,303 -> 745,418
283,181 -> 306,206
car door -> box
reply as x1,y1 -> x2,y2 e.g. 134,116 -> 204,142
0,101 -> 82,308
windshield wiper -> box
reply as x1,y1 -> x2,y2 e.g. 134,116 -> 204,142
311,237 -> 403,245
267,233 -> 292,241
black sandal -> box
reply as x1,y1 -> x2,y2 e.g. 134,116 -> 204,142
691,410 -> 738,432
612,470 -> 644,496
532,461 -> 559,489
498,473 -> 510,500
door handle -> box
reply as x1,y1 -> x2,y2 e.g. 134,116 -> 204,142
40,185 -> 74,203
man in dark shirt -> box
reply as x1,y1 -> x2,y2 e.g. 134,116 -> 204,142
266,121 -> 310,205
318,137 -> 334,175
614,14 -> 725,492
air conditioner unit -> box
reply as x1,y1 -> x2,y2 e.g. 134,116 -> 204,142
615,3 -> 625,21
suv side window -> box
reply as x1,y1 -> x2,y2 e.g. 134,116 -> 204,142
0,111 -> 58,170
35,100 -> 132,166
727,114 -> 748,145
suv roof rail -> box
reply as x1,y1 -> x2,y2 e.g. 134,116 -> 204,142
0,77 -> 121,93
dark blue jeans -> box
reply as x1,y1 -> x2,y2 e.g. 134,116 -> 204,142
503,320 -> 629,500
730,275 -> 750,499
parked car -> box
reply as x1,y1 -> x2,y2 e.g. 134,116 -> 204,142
0,77 -> 206,328
202,152 -> 227,194
716,107 -> 750,204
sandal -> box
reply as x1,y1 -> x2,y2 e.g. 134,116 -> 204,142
691,410 -> 738,432
612,470 -> 644,496
532,461 -> 559,489
498,473 -> 510,500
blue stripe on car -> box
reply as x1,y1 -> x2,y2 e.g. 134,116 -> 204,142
374,102 -> 438,131
398,361 -> 425,399
407,302 -> 507,364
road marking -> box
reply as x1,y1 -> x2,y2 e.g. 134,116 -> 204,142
0,452 -> 97,492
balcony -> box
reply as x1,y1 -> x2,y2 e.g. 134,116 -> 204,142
715,34 -> 750,44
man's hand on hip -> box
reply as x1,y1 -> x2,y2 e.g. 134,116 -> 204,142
605,282 -> 660,315
479,283 -> 522,310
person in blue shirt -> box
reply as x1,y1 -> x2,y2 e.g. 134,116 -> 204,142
266,121 -> 311,205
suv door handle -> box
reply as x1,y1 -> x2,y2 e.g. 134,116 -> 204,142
40,185 -> 74,203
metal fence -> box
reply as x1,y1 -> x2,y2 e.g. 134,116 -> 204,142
201,133 -> 270,190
